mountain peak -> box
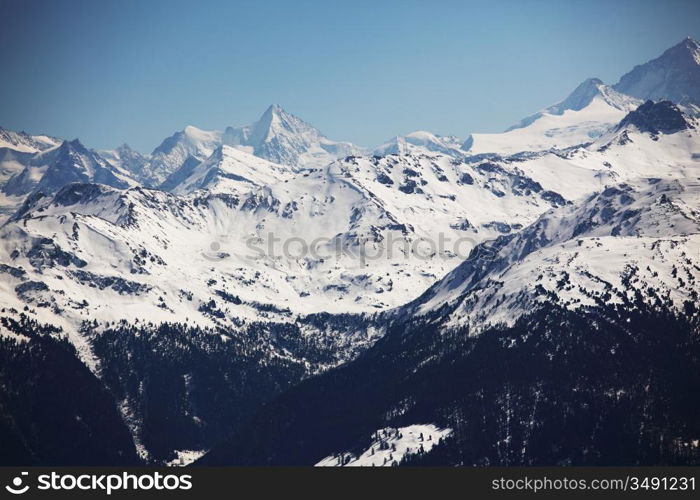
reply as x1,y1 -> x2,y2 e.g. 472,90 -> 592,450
553,77 -> 606,113
264,103 -> 285,115
254,105 -> 317,136
374,131 -> 464,156
613,38 -> 700,107
60,138 -> 87,153
221,105 -> 363,168
505,77 -> 638,132
183,124 -> 205,135
0,126 -> 60,153
660,36 -> 700,65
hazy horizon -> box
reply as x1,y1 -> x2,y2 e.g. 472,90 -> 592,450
1,0 -> 699,152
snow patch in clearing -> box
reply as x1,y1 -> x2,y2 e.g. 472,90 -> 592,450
166,449 -> 207,467
315,424 -> 452,467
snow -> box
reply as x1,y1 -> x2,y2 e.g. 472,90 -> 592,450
466,94 -> 638,155
170,145 -> 293,196
2,109 -> 698,370
0,37 -> 697,369
223,104 -> 365,170
0,128 -> 60,154
166,449 -> 207,467
0,38 -> 698,466
373,131 -> 464,157
410,173 -> 700,332
147,126 -> 223,187
0,323 -> 30,343
316,424 -> 452,467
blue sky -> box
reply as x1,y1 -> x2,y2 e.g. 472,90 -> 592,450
1,0 -> 699,152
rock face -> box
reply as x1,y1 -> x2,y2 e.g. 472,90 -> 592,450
614,37 -> 700,108
617,100 -> 692,135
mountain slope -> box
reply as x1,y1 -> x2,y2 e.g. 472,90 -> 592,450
199,170 -> 700,466
464,78 -> 641,154
0,316 -> 139,465
167,145 -> 293,196
199,103 -> 700,465
199,299 -> 700,466
146,126 -> 222,187
373,131 -> 464,157
0,127 -> 60,154
99,144 -> 150,182
3,139 -> 134,196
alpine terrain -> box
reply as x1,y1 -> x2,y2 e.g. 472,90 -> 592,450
1,37 -> 699,467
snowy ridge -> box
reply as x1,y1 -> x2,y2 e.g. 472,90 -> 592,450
373,131 -> 464,157
0,126 -> 60,154
3,139 -> 136,197
507,78 -> 640,131
465,78 -> 641,155
0,149 -> 565,336
99,144 -> 150,183
408,176 -> 700,331
2,101 -> 698,363
2,37 -> 700,467
614,37 -> 700,108
169,145 -> 293,196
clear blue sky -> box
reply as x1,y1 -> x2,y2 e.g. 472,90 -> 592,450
1,0 -> 699,152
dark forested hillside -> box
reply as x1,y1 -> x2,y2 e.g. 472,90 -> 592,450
0,312 -> 378,465
90,321 -> 320,462
200,299 -> 700,466
0,315 -> 138,465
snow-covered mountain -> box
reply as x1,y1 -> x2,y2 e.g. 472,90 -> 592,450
0,126 -> 60,154
614,36 -> 700,109
0,138 -> 138,223
373,131 -> 464,157
406,101 -> 700,330
2,99 -> 695,358
0,149 -> 566,343
115,105 -> 365,187
223,104 -> 364,169
199,102 -> 700,467
3,139 -> 134,196
0,129 -> 62,222
464,78 -> 641,154
99,144 -> 150,183
145,126 -> 222,188
168,144 -> 294,196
